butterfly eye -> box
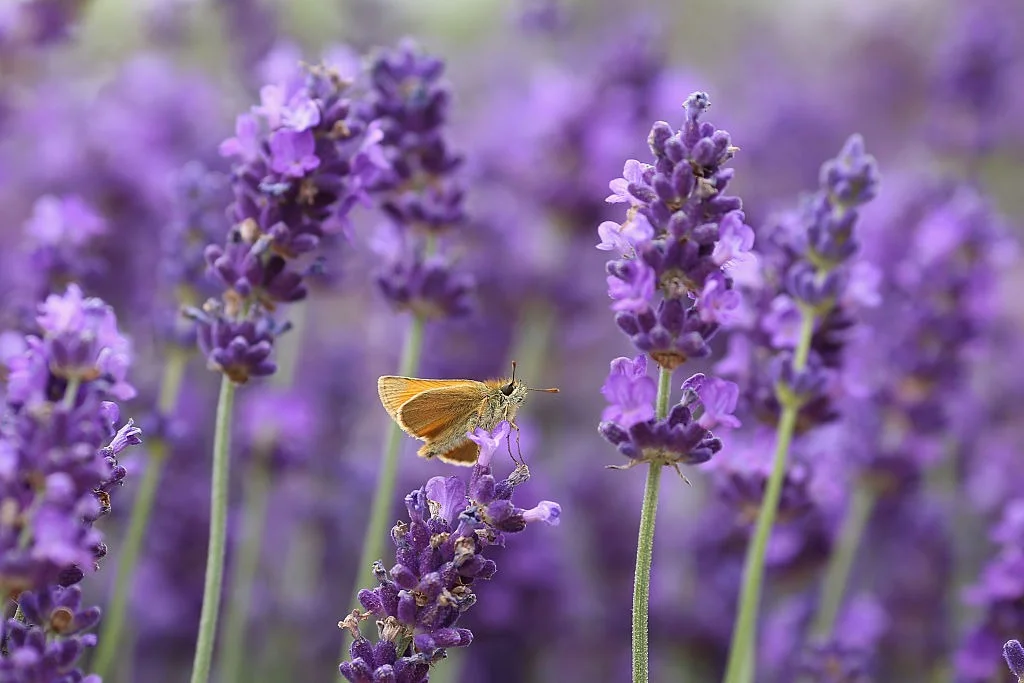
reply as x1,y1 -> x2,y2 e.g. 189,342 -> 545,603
501,382 -> 515,396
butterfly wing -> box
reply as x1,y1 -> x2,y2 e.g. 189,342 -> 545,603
434,440 -> 480,466
377,376 -> 479,419
394,384 -> 486,440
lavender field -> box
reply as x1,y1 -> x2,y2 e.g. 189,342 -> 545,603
2,1 -> 1024,682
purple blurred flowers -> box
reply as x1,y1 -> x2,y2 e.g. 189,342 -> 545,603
364,39 -> 473,320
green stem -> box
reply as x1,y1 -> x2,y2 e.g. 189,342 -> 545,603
631,366 -> 672,683
655,365 -> 672,420
341,315 -> 425,660
92,349 -> 188,680
217,452 -> 273,683
809,481 -> 877,638
189,376 -> 237,683
722,310 -> 816,683
62,377 -> 81,410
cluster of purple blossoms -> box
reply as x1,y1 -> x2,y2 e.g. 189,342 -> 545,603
0,584 -> 101,682
340,422 -> 560,681
0,284 -> 141,597
0,284 -> 140,678
598,354 -> 739,471
599,91 -> 751,371
717,134 -> 880,432
363,39 -> 473,320
190,57 -> 388,382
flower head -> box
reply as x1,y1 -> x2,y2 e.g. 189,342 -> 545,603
0,585 -> 102,683
344,423 -> 560,668
599,91 -> 749,370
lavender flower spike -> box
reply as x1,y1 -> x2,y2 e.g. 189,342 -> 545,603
1005,640 -> 1024,682
600,91 -> 750,370
341,422 -> 560,674
0,284 -> 140,599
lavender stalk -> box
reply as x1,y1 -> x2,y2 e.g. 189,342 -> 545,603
809,482 -> 877,638
721,318 -> 809,683
189,376 -> 236,683
597,92 -> 745,682
186,55 -> 385,682
630,368 -> 669,682
722,135 -> 879,683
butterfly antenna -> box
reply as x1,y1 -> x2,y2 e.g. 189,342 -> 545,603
511,360 -> 517,383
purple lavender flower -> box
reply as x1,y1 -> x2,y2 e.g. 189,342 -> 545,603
717,135 -> 879,431
600,355 -> 656,428
600,91 -> 750,370
361,39 -> 473,320
342,422 -> 560,670
196,56 -> 387,380
598,355 -> 735,472
1004,639 -> 1024,682
0,284 -> 140,599
0,585 -> 101,682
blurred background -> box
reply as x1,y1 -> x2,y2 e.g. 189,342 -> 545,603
2,0 -> 1024,681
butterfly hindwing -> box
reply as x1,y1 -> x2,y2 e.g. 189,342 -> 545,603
434,440 -> 480,466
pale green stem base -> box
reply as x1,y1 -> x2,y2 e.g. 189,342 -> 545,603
809,481 -> 877,638
92,348 -> 189,680
631,366 -> 672,683
722,311 -> 816,683
189,377 -> 237,683
341,315 -> 425,662
62,377 -> 81,410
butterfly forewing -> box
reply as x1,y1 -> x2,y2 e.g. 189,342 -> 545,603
377,376 -> 479,419
395,385 -> 487,439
